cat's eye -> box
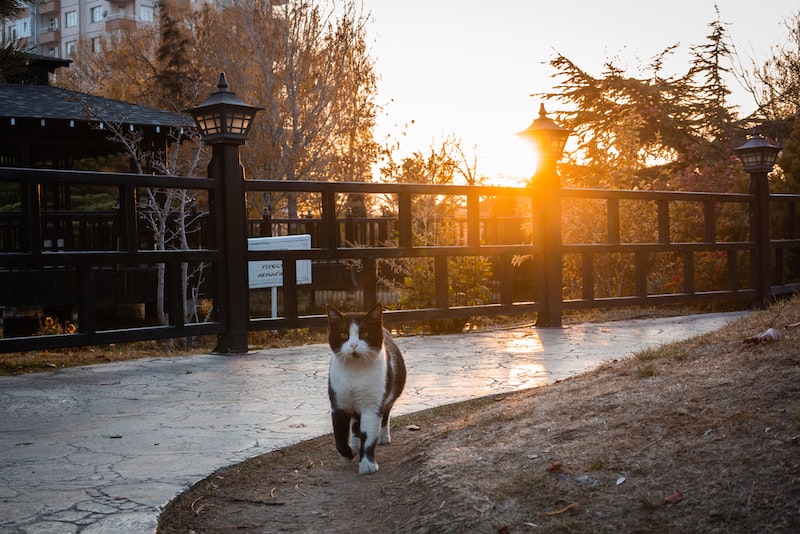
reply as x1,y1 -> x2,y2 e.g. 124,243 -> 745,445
339,332 -> 348,341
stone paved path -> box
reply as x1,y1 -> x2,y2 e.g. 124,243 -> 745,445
0,312 -> 749,533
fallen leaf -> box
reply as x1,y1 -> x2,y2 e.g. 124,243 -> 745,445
546,463 -> 563,472
406,424 -> 421,431
616,476 -> 626,485
541,502 -> 578,516
664,490 -> 683,504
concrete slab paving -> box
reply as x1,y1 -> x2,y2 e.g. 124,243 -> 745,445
0,311 -> 749,533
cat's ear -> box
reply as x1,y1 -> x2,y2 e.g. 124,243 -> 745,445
326,304 -> 345,323
364,302 -> 383,322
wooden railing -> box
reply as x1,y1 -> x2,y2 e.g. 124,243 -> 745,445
1,163 -> 798,353
0,167 -> 223,352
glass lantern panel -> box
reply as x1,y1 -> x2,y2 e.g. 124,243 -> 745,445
227,112 -> 249,135
197,113 -> 222,135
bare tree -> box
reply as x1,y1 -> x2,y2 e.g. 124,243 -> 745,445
64,8 -> 213,342
738,11 -> 800,121
208,0 -> 380,218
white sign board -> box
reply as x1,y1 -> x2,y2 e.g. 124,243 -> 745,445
248,235 -> 312,289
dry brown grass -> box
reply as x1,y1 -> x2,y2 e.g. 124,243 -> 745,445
157,296 -> 800,533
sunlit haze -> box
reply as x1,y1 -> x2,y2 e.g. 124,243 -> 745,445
367,0 -> 798,185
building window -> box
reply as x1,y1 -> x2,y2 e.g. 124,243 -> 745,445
91,6 -> 105,23
91,37 -> 101,52
65,11 -> 77,28
140,6 -> 154,22
11,19 -> 30,39
47,17 -> 58,32
65,40 -> 76,57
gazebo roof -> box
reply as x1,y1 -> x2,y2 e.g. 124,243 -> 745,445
0,54 -> 195,168
0,83 -> 194,129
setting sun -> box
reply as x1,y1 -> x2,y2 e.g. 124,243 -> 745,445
368,0 -> 796,184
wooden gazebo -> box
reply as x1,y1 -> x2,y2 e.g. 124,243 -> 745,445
0,55 -> 194,170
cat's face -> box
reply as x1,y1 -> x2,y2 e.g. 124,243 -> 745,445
326,304 -> 384,361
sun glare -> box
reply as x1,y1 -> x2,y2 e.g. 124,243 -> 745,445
479,134 -> 540,187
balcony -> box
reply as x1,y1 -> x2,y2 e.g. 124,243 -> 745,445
38,0 -> 60,15
38,27 -> 60,45
105,13 -> 137,33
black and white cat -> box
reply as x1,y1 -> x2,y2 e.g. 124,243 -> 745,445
326,303 -> 406,475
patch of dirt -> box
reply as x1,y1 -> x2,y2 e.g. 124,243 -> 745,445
158,301 -> 800,533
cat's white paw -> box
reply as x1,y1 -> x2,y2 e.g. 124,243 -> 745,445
358,458 -> 379,475
378,432 -> 391,445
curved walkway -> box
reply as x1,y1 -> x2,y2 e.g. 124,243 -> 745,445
0,311 -> 749,533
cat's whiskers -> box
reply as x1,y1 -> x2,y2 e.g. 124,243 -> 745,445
335,347 -> 381,364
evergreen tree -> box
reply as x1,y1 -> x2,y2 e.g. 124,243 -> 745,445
687,6 -> 736,142
154,0 -> 198,112
539,9 -> 743,192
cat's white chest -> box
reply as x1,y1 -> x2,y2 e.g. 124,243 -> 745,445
329,356 -> 386,412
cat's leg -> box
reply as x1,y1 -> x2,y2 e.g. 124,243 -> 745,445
379,410 -> 392,444
331,409 -> 354,459
349,415 -> 362,457
357,411 -> 382,475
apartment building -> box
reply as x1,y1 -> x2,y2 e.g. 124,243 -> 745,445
2,0 -> 201,59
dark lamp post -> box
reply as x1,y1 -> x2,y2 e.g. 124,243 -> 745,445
187,73 -> 264,145
734,129 -> 780,310
518,103 -> 570,328
188,73 -> 263,354
516,103 -> 570,163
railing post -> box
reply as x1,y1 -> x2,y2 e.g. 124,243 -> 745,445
749,171 -> 772,308
209,142 -> 250,353
260,209 -> 272,237
534,162 -> 563,327
345,207 -> 354,245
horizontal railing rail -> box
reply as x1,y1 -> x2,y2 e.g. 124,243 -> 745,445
1,163 -> 798,353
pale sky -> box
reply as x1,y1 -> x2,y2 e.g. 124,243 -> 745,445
367,0 -> 798,184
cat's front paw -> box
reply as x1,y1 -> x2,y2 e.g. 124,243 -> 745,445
335,444 -> 355,460
358,458 -> 379,475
